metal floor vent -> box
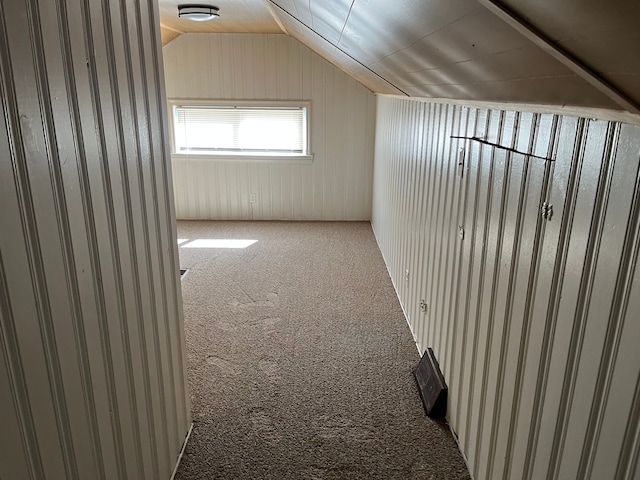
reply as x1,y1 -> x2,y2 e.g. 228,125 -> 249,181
180,268 -> 189,280
413,348 -> 447,418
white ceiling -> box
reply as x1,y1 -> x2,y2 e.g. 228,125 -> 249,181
158,0 -> 640,114
158,0 -> 283,45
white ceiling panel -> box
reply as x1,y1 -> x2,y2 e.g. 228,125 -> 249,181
159,0 -> 640,113
157,0 -> 283,44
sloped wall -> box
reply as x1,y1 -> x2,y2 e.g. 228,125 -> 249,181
372,95 -> 640,480
163,33 -> 376,220
0,0 -> 189,478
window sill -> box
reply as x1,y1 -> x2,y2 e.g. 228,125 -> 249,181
171,153 -> 314,165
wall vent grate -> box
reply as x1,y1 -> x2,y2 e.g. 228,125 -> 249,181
413,348 -> 447,418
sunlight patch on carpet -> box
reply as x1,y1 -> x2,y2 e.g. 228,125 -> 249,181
181,239 -> 258,249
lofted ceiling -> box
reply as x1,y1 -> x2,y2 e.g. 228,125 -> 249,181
158,0 -> 640,115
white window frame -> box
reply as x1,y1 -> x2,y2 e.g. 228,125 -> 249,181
168,99 -> 313,163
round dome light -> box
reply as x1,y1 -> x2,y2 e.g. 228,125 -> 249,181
178,5 -> 220,22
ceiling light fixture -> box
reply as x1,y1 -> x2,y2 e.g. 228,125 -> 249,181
178,4 -> 220,22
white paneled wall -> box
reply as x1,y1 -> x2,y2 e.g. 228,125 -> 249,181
0,0 -> 189,478
163,33 -> 376,220
372,96 -> 640,480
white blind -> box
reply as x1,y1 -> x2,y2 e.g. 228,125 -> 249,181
173,105 -> 306,154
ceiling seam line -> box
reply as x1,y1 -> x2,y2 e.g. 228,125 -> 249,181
266,0 -> 409,96
336,0 -> 356,47
369,10 -> 479,67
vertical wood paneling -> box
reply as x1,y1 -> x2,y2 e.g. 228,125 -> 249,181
163,33 -> 376,220
372,95 -> 640,480
0,0 -> 190,478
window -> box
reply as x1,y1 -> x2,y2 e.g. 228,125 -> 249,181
170,101 -> 310,159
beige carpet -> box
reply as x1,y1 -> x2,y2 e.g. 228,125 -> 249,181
174,221 -> 470,480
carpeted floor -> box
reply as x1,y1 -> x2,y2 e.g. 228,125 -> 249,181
174,221 -> 471,480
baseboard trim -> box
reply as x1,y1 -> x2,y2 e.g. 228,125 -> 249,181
170,423 -> 193,480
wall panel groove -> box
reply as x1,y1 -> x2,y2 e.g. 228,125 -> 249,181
521,115 -> 582,479
0,9 -> 45,479
615,371 -> 640,479
148,0 -> 190,437
0,253 -> 42,480
373,95 -> 640,480
78,0 -> 131,476
99,1 -> 149,476
1,2 -> 78,476
0,0 -> 190,477
132,0 -> 179,470
42,0 -> 109,476
482,112 -> 517,479
578,126 -> 640,480
119,1 -> 166,477
548,121 -> 616,480
502,114 -> 549,480
57,0 -> 114,477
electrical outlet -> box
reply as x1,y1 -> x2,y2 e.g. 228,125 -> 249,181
250,193 -> 257,204
405,269 -> 409,282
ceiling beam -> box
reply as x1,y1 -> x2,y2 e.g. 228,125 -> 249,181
477,0 -> 640,114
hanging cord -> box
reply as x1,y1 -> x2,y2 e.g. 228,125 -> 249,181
450,136 -> 555,162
